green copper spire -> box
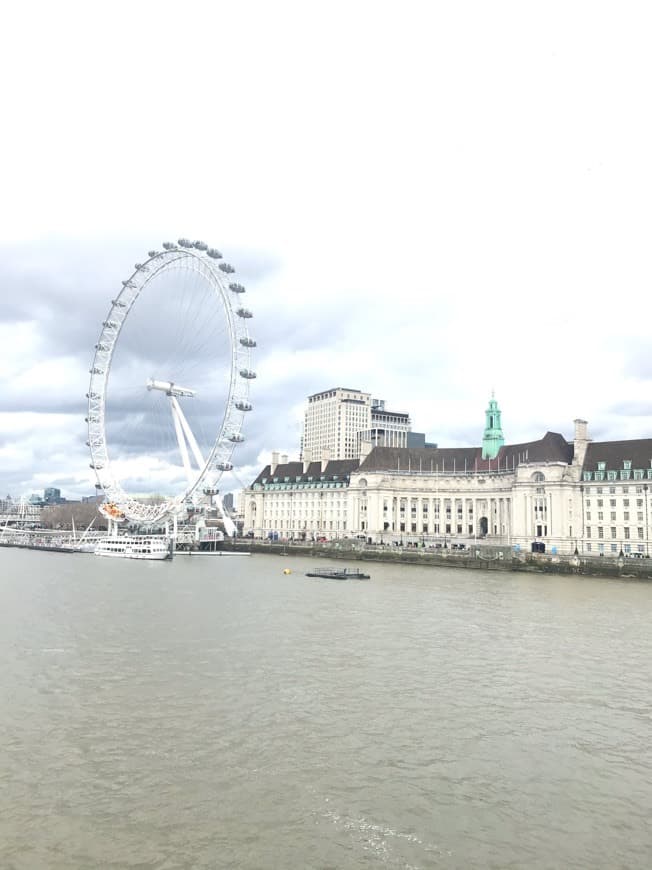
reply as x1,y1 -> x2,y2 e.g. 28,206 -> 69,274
482,392 -> 504,459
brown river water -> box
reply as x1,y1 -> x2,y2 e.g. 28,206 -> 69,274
1,548 -> 651,869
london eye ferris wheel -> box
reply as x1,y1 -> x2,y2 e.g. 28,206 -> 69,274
86,239 -> 256,525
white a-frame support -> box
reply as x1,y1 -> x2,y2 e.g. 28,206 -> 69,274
147,378 -> 237,538
170,395 -> 205,485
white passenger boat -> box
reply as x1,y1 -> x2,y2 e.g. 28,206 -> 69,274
94,534 -> 172,560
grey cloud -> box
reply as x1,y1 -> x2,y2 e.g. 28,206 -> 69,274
608,401 -> 652,417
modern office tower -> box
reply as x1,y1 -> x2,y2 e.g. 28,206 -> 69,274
301,389 -> 413,461
301,388 -> 372,461
357,398 -> 412,451
222,492 -> 234,512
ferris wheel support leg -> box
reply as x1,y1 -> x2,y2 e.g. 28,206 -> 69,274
215,492 -> 237,538
170,397 -> 193,485
171,396 -> 205,471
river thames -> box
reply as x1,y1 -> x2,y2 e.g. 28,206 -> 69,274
1,549 -> 651,869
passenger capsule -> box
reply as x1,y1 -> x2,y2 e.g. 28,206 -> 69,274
217,462 -> 234,471
229,283 -> 245,293
148,250 -> 161,258
239,369 -> 257,379
218,263 -> 235,273
178,238 -> 193,248
239,337 -> 257,347
103,320 -> 119,328
162,242 -> 176,250
207,248 -> 223,259
235,401 -> 253,411
122,279 -> 136,288
193,240 -> 208,250
111,299 -> 126,307
228,433 -> 245,443
236,308 -> 253,318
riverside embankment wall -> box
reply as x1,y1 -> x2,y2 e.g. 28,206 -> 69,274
248,542 -> 652,581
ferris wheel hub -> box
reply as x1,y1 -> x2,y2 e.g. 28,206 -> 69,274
147,378 -> 196,398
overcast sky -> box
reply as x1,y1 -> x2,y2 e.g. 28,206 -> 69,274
1,0 -> 651,500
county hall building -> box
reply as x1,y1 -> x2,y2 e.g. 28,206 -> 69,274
244,394 -> 652,557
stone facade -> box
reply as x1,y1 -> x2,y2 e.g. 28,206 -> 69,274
245,413 -> 652,557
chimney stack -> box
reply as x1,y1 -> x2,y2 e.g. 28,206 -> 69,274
321,448 -> 331,473
302,449 -> 312,474
572,419 -> 590,469
270,451 -> 280,474
281,454 -> 288,465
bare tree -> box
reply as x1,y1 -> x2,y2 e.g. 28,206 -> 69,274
41,502 -> 107,531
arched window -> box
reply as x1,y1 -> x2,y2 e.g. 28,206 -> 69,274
531,472 -> 545,483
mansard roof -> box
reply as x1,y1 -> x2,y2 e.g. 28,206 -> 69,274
358,431 -> 573,474
251,458 -> 360,486
583,438 -> 652,472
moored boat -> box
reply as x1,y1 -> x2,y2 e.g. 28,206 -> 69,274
305,567 -> 370,580
94,534 -> 172,560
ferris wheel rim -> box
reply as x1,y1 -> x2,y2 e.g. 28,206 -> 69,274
86,242 -> 255,524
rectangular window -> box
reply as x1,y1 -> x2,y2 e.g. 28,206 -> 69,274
586,527 -> 591,538
624,460 -> 632,470
624,528 -> 630,539
597,499 -> 603,507
608,471 -> 617,481
610,543 -> 618,553
598,527 -> 604,538
611,527 -> 617,539
611,512 -> 616,521
610,499 -> 616,507
586,512 -> 591,521
624,512 -> 630,521
586,543 -> 592,552
598,512 -> 604,521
